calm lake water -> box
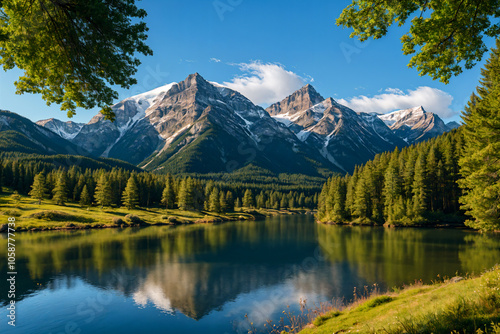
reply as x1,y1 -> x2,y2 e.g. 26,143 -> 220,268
1,215 -> 500,333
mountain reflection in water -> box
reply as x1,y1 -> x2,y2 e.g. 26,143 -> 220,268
1,215 -> 499,334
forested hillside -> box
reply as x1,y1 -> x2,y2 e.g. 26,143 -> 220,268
0,154 -> 320,212
318,39 -> 500,232
317,129 -> 464,226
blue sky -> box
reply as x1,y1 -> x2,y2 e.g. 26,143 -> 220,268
0,0 -> 496,123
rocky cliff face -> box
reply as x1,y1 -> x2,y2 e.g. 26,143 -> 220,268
265,84 -> 324,116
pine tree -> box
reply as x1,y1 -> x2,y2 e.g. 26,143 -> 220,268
442,135 -> 459,212
298,193 -> 305,208
345,166 -> 359,217
353,166 -> 373,220
459,39 -> 500,231
225,191 -> 234,211
204,181 -> 215,210
235,197 -> 242,209
280,194 -> 288,209
122,175 -> 140,209
73,174 -> 86,201
256,191 -> 265,208
331,177 -> 347,222
403,150 -> 417,199
426,145 -> 440,212
94,173 -> 112,208
177,178 -> 194,211
412,152 -> 428,218
383,158 -> 402,222
29,172 -> 48,205
161,177 -> 176,209
80,185 -> 92,207
219,191 -> 228,212
318,181 -> 330,221
243,189 -> 254,208
52,171 -> 69,205
209,188 -> 220,212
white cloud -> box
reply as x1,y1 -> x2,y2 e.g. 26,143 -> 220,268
384,87 -> 404,95
223,61 -> 309,105
338,86 -> 457,119
210,57 -> 221,63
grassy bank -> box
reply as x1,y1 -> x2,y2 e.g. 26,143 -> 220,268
0,191 -> 310,231
317,211 -> 468,229
298,266 -> 500,334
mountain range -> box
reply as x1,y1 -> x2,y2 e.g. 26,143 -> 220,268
1,73 -> 459,176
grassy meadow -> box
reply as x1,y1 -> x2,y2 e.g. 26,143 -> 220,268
0,188 -> 307,231
298,266 -> 500,334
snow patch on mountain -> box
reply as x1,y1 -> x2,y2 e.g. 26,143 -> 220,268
320,134 -> 347,173
125,82 -> 177,114
234,112 -> 259,143
0,116 -> 11,127
35,119 -> 84,140
310,102 -> 328,114
296,129 -> 311,142
271,111 -> 304,126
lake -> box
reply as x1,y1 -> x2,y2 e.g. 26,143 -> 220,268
1,214 -> 499,333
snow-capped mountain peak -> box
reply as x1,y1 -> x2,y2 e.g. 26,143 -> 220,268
378,106 -> 426,126
33,74 -> 458,175
124,82 -> 178,114
376,106 -> 453,143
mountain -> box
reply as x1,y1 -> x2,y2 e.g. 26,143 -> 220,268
267,88 -> 407,173
0,110 -> 85,155
137,74 -> 335,175
446,121 -> 461,130
36,118 -> 84,140
28,74 -> 458,176
66,83 -> 175,165
36,74 -> 337,175
266,84 -> 324,116
378,106 -> 455,144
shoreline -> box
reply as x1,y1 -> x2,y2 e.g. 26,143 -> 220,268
317,220 -> 472,230
1,206 -> 315,233
298,265 -> 500,333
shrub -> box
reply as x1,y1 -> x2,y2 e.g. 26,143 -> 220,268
355,295 -> 394,312
2,209 -> 21,217
111,217 -> 126,225
313,311 -> 342,327
164,216 -> 181,224
29,210 -> 82,221
125,214 -> 146,225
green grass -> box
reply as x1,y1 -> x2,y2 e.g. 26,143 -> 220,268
0,189 -> 306,231
299,266 -> 500,334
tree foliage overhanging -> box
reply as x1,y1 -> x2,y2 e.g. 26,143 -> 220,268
337,0 -> 500,83
0,0 -> 153,120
